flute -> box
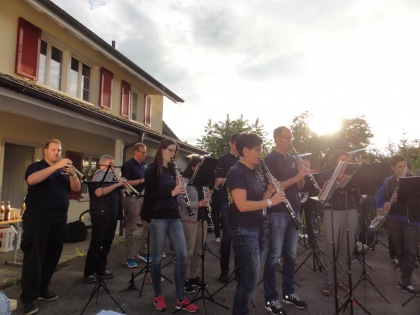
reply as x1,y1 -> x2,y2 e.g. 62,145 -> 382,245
260,159 -> 302,230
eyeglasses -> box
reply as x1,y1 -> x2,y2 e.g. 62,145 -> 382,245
136,150 -> 147,154
166,148 -> 177,153
280,136 -> 293,140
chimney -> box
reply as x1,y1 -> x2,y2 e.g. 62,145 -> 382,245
112,40 -> 116,48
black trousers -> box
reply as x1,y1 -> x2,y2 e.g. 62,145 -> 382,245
387,217 -> 419,286
20,216 -> 67,303
84,211 -> 117,277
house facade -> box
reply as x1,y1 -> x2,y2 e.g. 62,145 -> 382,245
0,0 -> 207,221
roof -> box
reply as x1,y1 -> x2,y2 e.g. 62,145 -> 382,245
27,0 -> 184,103
0,73 -> 207,155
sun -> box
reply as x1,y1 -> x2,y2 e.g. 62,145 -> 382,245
308,114 -> 342,136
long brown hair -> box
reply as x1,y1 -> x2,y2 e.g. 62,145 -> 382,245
153,139 -> 179,177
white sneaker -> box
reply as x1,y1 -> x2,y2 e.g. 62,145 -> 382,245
215,237 -> 221,243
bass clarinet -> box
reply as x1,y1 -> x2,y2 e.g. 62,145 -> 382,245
260,159 -> 302,230
171,158 -> 195,216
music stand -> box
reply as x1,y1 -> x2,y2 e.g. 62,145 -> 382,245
397,176 -> 420,307
181,156 -> 228,313
349,163 -> 391,304
81,166 -> 126,314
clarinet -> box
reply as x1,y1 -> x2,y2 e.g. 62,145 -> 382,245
290,146 -> 321,194
171,158 -> 195,216
202,186 -> 215,227
260,159 -> 302,230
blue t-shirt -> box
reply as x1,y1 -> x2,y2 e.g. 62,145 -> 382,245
226,162 -> 264,229
121,158 -> 147,193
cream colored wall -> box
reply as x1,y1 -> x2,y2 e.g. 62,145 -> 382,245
0,111 -> 120,222
0,0 -> 164,134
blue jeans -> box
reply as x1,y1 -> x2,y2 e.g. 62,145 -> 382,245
264,211 -> 300,301
231,225 -> 265,315
149,218 -> 187,300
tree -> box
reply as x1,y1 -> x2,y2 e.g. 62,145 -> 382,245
197,114 -> 271,157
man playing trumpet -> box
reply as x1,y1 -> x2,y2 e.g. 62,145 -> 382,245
20,139 -> 81,315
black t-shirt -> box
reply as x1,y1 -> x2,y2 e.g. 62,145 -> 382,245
212,152 -> 239,202
226,162 -> 264,229
24,159 -> 70,218
88,170 -> 122,218
141,163 -> 180,221
264,150 -> 301,214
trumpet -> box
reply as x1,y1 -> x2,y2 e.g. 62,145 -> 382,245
260,159 -> 302,230
114,174 -> 141,198
203,186 -> 214,227
58,157 -> 84,180
290,146 -> 321,194
171,158 -> 195,216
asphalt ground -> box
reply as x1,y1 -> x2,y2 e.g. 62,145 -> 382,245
0,226 -> 419,315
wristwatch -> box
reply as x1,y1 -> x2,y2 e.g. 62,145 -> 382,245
267,198 -> 272,208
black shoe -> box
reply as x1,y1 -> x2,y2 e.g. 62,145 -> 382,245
38,289 -> 58,301
24,301 -> 39,315
84,274 -> 97,284
218,272 -> 229,283
185,280 -> 196,294
397,283 -> 417,295
190,276 -> 208,288
265,299 -> 287,315
99,270 -> 114,279
282,293 -> 307,309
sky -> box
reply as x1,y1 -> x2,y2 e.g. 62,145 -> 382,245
52,0 -> 420,150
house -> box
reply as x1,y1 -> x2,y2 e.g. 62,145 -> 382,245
0,0 -> 207,221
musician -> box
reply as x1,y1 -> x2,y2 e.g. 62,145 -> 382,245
84,155 -> 126,283
178,157 -> 210,294
212,133 -> 240,283
140,139 -> 199,312
376,155 -> 420,295
20,139 -> 81,315
318,150 -> 358,297
263,126 -> 309,313
121,142 -> 148,268
226,133 -> 284,315
357,155 -> 375,249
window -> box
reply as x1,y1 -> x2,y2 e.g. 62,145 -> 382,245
38,40 -> 63,90
131,92 -> 138,121
99,67 -> 113,109
120,80 -> 130,117
15,17 -> 41,80
70,57 -> 92,101
144,95 -> 152,126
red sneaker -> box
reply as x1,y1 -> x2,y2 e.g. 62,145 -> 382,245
153,295 -> 166,311
176,298 -> 199,313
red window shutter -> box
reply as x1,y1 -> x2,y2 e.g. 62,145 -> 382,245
15,17 -> 41,80
99,67 -> 113,109
120,80 -> 130,117
144,95 -> 152,126
66,151 -> 83,200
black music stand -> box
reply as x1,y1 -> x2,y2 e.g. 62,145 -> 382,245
350,163 -> 391,304
178,156 -> 228,314
296,173 -> 324,273
81,166 -> 126,314
353,162 -> 392,250
397,176 -> 420,307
